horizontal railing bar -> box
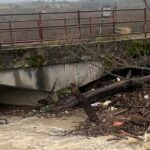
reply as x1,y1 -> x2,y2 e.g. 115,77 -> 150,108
0,17 -> 147,24
0,17 -> 91,24
0,20 -> 147,31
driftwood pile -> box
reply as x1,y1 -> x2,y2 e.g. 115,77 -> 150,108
66,85 -> 150,138
64,67 -> 150,138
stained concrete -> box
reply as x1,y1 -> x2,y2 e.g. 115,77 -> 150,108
0,86 -> 48,106
0,61 -> 102,91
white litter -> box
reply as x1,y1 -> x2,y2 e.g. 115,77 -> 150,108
116,78 -> 121,82
91,102 -> 101,107
144,95 -> 149,100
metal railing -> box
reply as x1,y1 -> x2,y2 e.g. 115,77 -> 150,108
0,8 -> 150,46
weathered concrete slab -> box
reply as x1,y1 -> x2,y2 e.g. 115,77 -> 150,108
0,61 -> 102,91
0,86 -> 48,106
0,39 -> 148,70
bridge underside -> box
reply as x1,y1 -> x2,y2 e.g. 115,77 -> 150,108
0,85 -> 48,106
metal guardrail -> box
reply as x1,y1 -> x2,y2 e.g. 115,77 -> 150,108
0,8 -> 149,46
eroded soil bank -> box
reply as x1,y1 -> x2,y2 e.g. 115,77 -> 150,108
0,109 -> 150,150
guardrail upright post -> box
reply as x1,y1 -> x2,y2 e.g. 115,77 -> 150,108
9,20 -> 14,46
144,7 -> 147,39
38,11 -> 43,43
112,9 -> 116,50
77,10 -> 81,41
89,17 -> 92,35
112,9 -> 116,42
64,18 -> 68,41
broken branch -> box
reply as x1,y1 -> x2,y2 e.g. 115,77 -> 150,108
63,75 -> 150,108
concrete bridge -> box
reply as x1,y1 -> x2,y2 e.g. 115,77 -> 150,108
0,41 -> 103,105
0,39 -> 149,105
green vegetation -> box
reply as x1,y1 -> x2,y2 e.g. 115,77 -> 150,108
57,87 -> 72,99
127,40 -> 150,57
26,54 -> 45,67
95,37 -> 104,42
0,61 -> 6,69
102,53 -> 114,69
48,40 -> 62,46
143,42 -> 150,56
95,35 -> 129,43
127,40 -> 143,56
95,37 -> 112,43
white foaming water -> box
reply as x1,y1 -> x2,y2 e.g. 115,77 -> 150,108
0,115 -> 149,150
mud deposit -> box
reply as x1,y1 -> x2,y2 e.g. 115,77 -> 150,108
0,110 -> 150,150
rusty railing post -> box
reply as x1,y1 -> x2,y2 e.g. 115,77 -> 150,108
112,9 -> 116,42
89,17 -> 92,35
0,42 -> 2,49
9,20 -> 14,46
144,7 -> 147,39
64,18 -> 68,41
77,10 -> 81,40
112,9 -> 116,50
38,11 -> 43,43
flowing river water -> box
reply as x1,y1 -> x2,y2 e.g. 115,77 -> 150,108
0,109 -> 150,150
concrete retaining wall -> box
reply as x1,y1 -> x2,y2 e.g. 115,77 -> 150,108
0,61 -> 102,91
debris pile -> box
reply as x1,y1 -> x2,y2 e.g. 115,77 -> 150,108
66,85 -> 150,139
0,67 -> 150,140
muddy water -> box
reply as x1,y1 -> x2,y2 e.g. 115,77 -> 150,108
0,112 -> 150,150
